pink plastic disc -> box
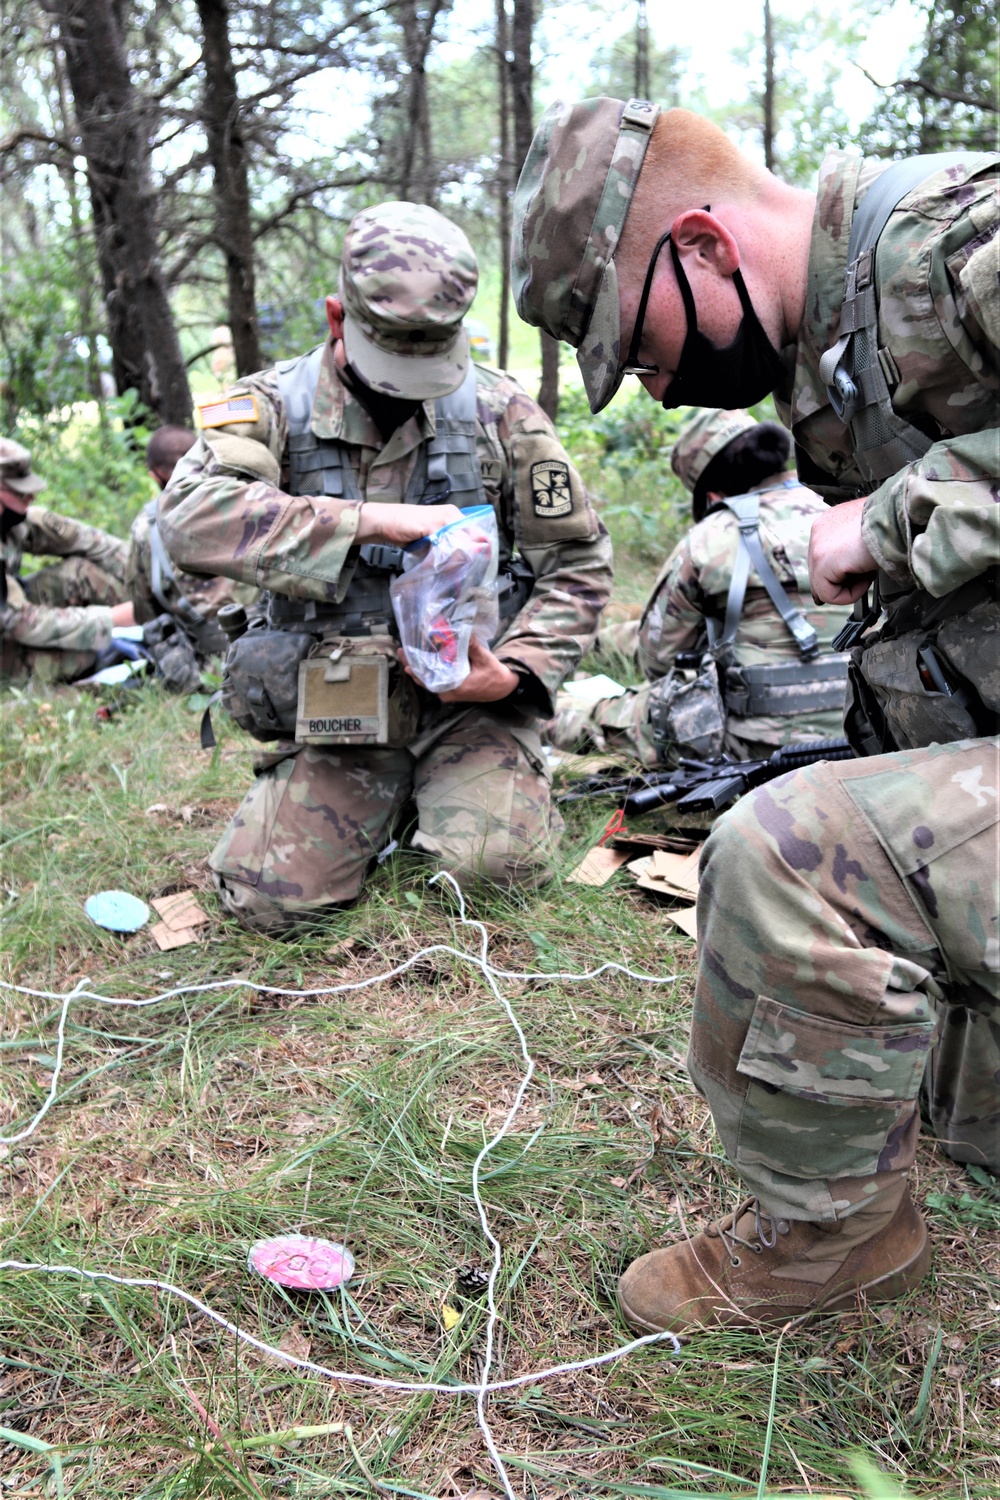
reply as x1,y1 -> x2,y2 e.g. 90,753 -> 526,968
248,1235 -> 355,1291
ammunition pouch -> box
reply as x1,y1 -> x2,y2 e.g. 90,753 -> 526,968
647,658 -> 726,763
722,654 -> 850,719
845,575 -> 1000,755
222,622 -> 419,746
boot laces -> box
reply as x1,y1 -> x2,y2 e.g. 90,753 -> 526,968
714,1198 -> 788,1266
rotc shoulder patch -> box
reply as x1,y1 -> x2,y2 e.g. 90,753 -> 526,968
198,393 -> 258,429
530,459 -> 573,519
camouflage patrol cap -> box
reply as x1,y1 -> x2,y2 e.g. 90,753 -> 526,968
339,201 -> 478,400
0,436 -> 45,509
511,96 -> 660,414
670,409 -> 757,494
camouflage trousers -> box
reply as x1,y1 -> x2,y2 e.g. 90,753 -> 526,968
21,528 -> 128,609
211,709 -> 563,933
0,638 -> 99,686
691,737 -> 1000,1223
544,669 -> 780,770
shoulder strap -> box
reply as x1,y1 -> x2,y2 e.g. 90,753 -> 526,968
716,492 -> 819,659
404,360 -> 486,508
275,344 -> 325,437
818,152 -> 973,488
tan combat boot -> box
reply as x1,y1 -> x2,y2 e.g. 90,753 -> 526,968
618,1187 -> 931,1335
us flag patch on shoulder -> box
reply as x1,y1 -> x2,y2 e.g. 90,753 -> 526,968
198,393 -> 258,429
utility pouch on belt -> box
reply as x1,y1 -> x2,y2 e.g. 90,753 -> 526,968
648,657 -> 726,763
295,635 -> 419,747
222,624 -> 419,747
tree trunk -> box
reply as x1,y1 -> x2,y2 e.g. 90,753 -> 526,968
495,0 -> 511,370
635,0 -> 650,99
51,0 -> 192,423
538,332 -> 560,420
509,0 -> 558,418
397,1 -> 447,205
762,0 -> 775,173
196,0 -> 261,376
51,41 -> 104,410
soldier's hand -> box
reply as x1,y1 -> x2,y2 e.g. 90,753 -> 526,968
356,502 -> 464,548
808,497 -> 877,605
400,635 -> 520,703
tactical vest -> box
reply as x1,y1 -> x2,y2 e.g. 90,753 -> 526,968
221,350 -> 533,742
710,486 -> 849,720
819,152 -> 1000,754
263,346 -> 535,636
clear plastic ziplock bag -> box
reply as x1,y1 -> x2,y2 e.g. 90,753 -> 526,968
390,506 -> 500,694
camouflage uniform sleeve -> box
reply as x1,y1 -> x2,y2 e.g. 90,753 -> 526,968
0,571 -> 112,653
481,373 -> 613,711
862,433 -> 1000,597
18,505 -> 125,562
860,176 -> 999,597
158,367 -> 363,601
637,535 -> 707,679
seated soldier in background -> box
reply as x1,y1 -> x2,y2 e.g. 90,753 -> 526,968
546,408 -> 851,766
0,437 -> 134,684
160,200 -> 612,933
126,425 -> 259,690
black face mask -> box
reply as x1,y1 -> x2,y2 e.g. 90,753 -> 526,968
624,227 -> 784,411
0,504 -> 23,540
340,360 -> 420,443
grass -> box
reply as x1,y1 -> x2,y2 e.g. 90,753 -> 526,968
2,528 -> 999,1497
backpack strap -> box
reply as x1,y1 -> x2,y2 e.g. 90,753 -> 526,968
817,152 -> 973,488
716,492 -> 819,659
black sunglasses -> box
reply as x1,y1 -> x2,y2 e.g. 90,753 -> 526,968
621,208 -> 710,378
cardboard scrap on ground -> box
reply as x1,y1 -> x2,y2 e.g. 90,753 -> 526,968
625,843 -> 703,941
611,831 -> 702,857
566,845 -> 630,886
149,889 -> 209,951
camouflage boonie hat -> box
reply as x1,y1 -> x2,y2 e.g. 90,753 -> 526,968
340,201 -> 479,400
0,436 -> 46,509
511,97 -> 660,414
671,409 -> 757,494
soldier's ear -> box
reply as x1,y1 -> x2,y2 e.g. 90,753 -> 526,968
671,210 -> 740,276
325,296 -> 345,340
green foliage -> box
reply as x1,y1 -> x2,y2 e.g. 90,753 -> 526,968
557,384 -> 690,559
0,233 -> 99,428
720,4 -> 863,184
586,24 -> 688,108
15,395 -> 153,537
859,0 -> 1000,156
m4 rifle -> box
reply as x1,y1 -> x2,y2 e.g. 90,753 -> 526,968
557,738 -> 855,817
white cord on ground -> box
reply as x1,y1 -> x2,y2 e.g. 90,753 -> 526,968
0,872 -> 683,1497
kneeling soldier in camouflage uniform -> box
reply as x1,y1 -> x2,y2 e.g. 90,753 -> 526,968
160,201 -> 613,933
0,437 -> 134,684
546,408 -> 851,765
513,98 -> 998,1332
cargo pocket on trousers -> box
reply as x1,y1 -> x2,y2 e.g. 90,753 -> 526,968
734,997 -> 937,1180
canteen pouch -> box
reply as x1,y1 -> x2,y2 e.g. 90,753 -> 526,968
647,657 -> 726,764
222,620 -> 313,740
295,634 -> 419,747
